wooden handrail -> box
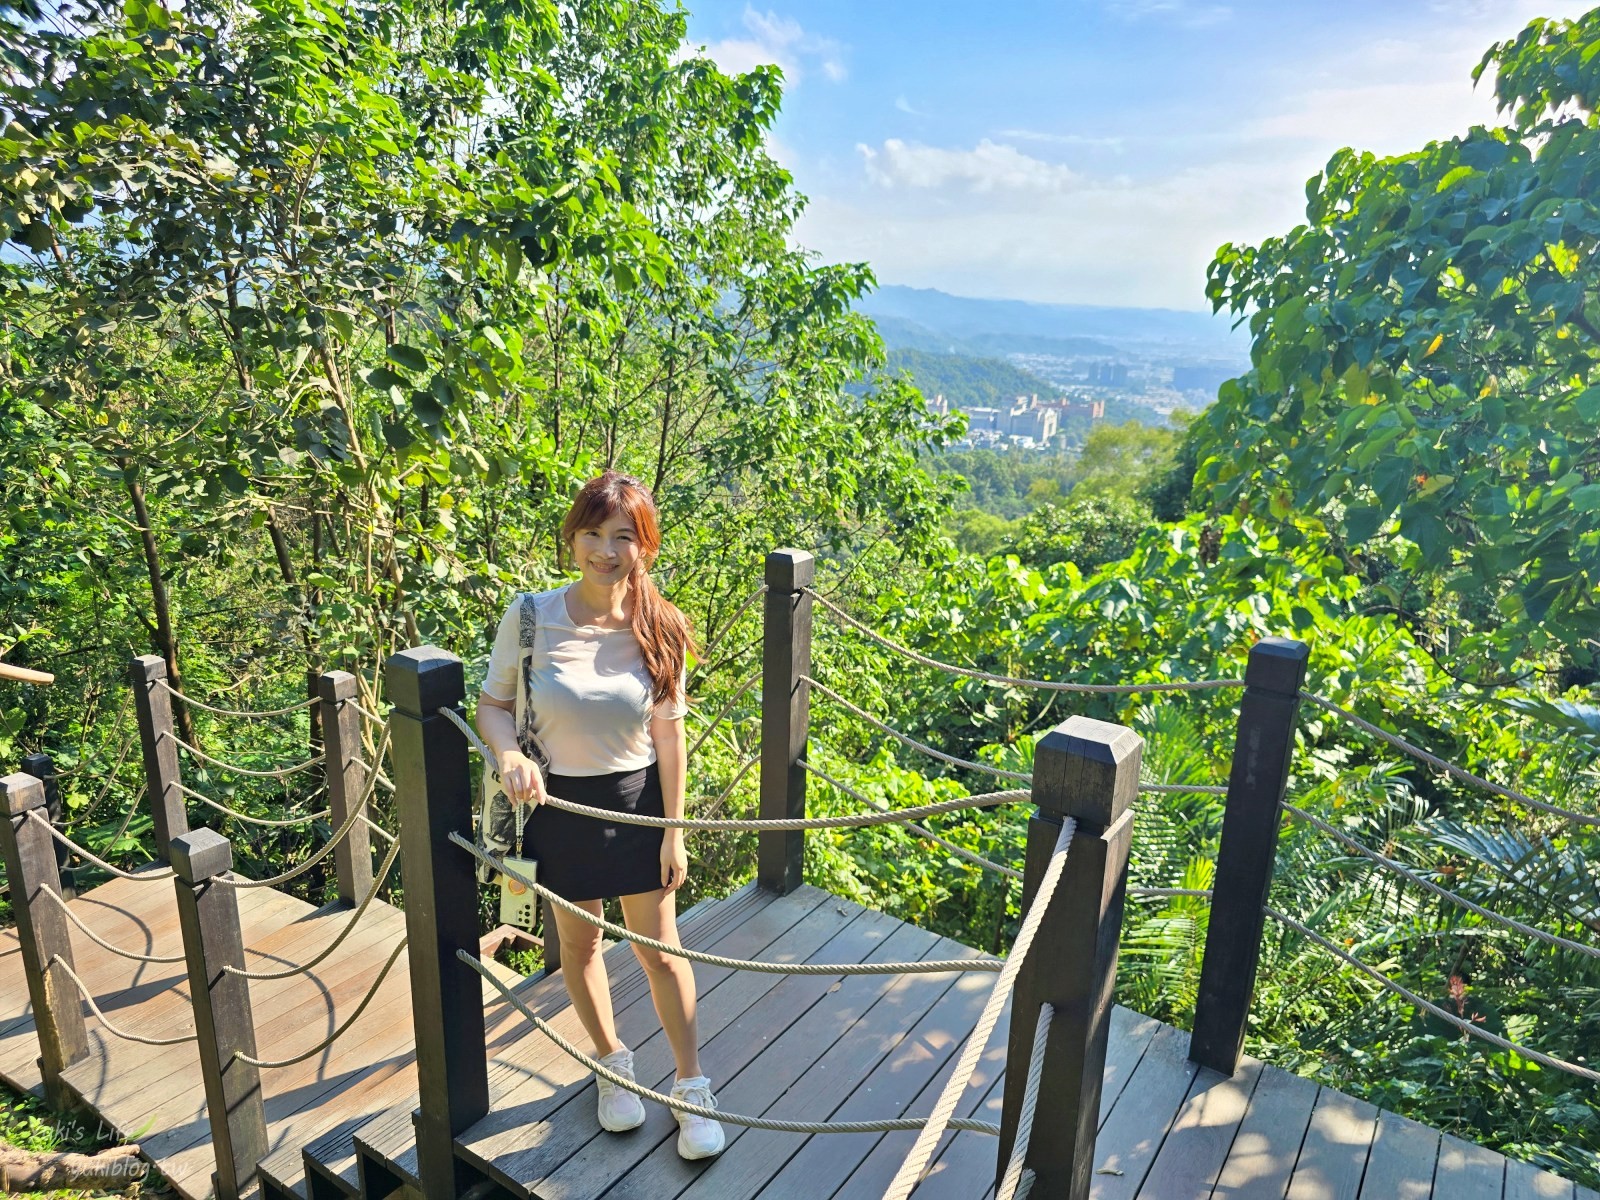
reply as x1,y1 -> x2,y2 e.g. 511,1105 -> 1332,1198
0,662 -> 54,686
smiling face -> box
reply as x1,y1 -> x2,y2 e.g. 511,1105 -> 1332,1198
571,511 -> 642,587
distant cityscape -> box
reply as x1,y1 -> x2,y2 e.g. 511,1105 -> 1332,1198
858,285 -> 1249,454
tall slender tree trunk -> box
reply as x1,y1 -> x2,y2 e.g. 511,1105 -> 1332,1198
119,459 -> 197,748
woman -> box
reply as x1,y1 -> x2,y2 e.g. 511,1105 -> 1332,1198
475,471 -> 724,1161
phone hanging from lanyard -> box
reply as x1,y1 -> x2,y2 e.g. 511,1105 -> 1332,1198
498,798 -> 540,931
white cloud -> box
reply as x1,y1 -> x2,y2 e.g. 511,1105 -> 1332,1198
857,138 -> 1082,194
895,95 -> 926,116
790,0 -> 1595,308
998,129 -> 1125,152
695,7 -> 846,86
1107,0 -> 1233,29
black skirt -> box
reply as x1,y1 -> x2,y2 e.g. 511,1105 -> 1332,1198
525,763 -> 666,902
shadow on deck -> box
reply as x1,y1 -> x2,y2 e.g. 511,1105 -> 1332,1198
0,879 -> 1586,1200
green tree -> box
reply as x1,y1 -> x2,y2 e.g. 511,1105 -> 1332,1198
1201,10 -> 1600,679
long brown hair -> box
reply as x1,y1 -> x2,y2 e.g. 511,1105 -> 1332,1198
560,471 -> 694,705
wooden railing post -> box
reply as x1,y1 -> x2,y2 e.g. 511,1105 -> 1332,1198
386,646 -> 488,1199
22,752 -> 74,899
0,772 -> 90,1110
759,549 -> 814,895
170,828 -> 267,1200
130,654 -> 188,861
319,671 -> 373,905
998,716 -> 1140,1199
1190,636 -> 1310,1075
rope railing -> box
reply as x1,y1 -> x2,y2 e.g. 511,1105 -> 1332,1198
700,753 -> 760,817
1140,782 -> 1228,795
435,705 -> 1027,830
1264,906 -> 1600,1082
1130,886 -> 1214,899
1300,692 -> 1600,827
210,771 -> 379,890
41,888 -> 186,964
686,672 -> 760,760
995,1003 -> 1054,1200
804,588 -> 1245,695
458,949 -> 1000,1137
348,700 -> 386,725
1280,801 -> 1600,960
153,679 -> 319,719
161,731 -> 325,779
883,816 -> 1078,1200
232,939 -> 408,1070
452,834 -> 1001,975
802,676 -> 1032,783
28,811 -> 175,882
50,954 -> 197,1046
359,813 -> 396,843
802,759 -> 1022,881
222,838 -> 404,981
700,584 -> 770,658
175,780 -> 331,828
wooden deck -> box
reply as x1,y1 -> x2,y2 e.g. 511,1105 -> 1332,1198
0,878 -> 1591,1200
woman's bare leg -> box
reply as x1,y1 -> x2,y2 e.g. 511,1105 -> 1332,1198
619,888 -> 702,1079
551,899 -> 623,1057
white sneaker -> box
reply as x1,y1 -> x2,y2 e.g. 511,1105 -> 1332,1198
669,1075 -> 726,1160
595,1047 -> 646,1132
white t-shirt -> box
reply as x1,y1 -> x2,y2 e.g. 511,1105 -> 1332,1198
480,585 -> 687,777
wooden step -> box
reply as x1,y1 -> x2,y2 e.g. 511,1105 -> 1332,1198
345,884 -> 771,1198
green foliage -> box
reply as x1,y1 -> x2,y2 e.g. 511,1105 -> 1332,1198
885,348 -> 1058,412
1201,10 -> 1600,676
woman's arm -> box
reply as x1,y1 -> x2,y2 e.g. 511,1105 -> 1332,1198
478,693 -> 545,805
652,710 -> 688,891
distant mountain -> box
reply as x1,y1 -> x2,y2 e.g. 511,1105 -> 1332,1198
859,284 -> 1248,359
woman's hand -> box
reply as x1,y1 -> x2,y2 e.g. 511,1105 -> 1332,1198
499,749 -> 547,808
660,830 -> 688,892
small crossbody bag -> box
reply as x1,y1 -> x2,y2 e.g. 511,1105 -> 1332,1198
480,592 -> 553,928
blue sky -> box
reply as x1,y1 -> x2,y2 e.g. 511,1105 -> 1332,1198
681,0 -> 1595,310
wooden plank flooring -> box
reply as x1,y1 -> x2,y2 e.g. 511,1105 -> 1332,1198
1,878 -> 1589,1200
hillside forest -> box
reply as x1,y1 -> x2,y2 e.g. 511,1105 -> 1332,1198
2,0 -> 1599,1191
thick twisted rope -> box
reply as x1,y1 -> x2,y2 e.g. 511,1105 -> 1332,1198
50,954 -> 197,1046
804,589 -> 1244,694
161,732 -> 325,779
222,838 -> 404,980
996,1003 -> 1055,1200
1300,693 -> 1600,827
701,584 -> 770,657
436,705 -> 1027,829
359,813 -> 396,843
702,754 -> 760,816
28,811 -> 175,881
1013,1171 -> 1037,1200
1130,887 -> 1214,899
1264,906 -> 1600,1081
686,673 -> 761,760
452,834 -> 1000,974
348,701 -> 386,725
1280,801 -> 1600,959
458,949 -> 999,1136
1140,783 -> 1228,795
803,677 -> 1032,783
153,679 -> 319,718
803,759 -> 1022,881
42,888 -> 186,964
210,771 -> 377,889
883,817 -> 1078,1200
233,938 -> 408,1069
175,781 -> 331,828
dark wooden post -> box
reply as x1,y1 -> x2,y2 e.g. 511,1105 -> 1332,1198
1190,636 -> 1310,1075
319,671 -> 373,905
997,716 -> 1140,1199
0,773 -> 90,1110
387,647 -> 489,1200
22,752 -> 74,899
540,896 -> 562,974
758,549 -> 814,895
170,828 -> 267,1200
130,654 -> 188,861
